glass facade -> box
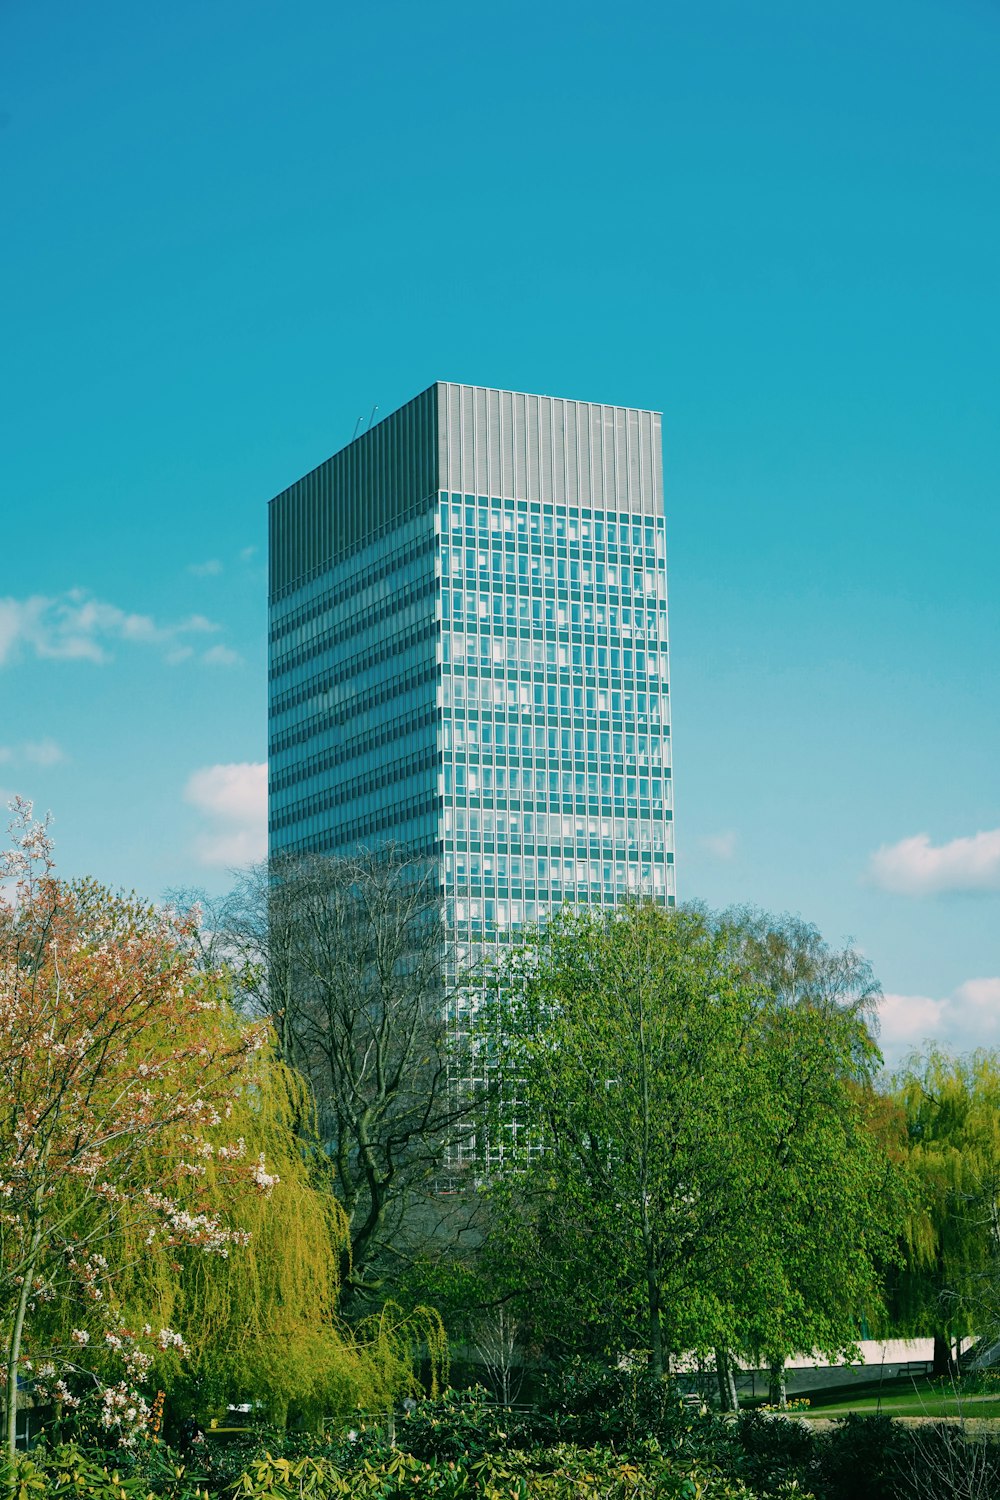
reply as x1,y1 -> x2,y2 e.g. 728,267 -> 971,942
269,385 -> 674,1155
439,490 -> 673,922
269,503 -> 440,858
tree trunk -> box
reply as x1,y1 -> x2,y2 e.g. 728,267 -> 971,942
932,1333 -> 955,1380
715,1352 -> 728,1411
5,1228 -> 42,1459
768,1360 -> 787,1409
646,1265 -> 664,1379
715,1348 -> 740,1412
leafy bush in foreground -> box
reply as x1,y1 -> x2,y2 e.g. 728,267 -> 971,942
12,1398 -> 1000,1500
734,1411 -> 816,1496
813,1413 -> 908,1500
536,1359 -> 731,1459
1,1434 -> 809,1500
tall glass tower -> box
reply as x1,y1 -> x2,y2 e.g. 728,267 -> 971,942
269,380 -> 674,986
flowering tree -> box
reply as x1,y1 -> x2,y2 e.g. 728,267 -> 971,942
0,799 -> 278,1454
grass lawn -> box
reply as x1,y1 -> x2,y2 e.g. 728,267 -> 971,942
800,1384 -> 1000,1419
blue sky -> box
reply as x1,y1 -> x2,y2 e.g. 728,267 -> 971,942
2,0 -> 997,1062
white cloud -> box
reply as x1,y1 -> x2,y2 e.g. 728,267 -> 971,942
186,762 -> 265,827
0,739 -> 65,768
0,590 -> 222,667
201,644 -> 242,667
879,992 -> 948,1049
239,546 -> 257,563
879,978 -> 1000,1062
868,828 -> 1000,896
184,762 -> 267,868
702,831 -> 738,860
955,977 -> 1000,1010
188,560 -> 223,577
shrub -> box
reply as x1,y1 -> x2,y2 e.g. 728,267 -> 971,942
225,1444 -> 796,1499
537,1358 -> 731,1459
814,1414 -> 910,1500
734,1411 -> 816,1496
394,1386 -> 529,1463
894,1422 -> 1000,1500
3,1442 -> 207,1500
0,1396 -> 826,1500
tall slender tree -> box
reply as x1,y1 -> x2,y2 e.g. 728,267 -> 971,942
183,849 -> 480,1308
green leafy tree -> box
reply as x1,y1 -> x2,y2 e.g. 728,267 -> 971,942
485,901 -> 899,1390
0,801 -> 440,1450
721,908 -> 882,1019
891,1048 -> 1000,1374
718,908 -> 896,1403
716,999 -> 902,1401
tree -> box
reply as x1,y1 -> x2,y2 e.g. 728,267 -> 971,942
0,799 -> 279,1453
890,1049 -> 1000,1375
485,901 -> 899,1388
721,908 -> 882,1020
397,1246 -> 527,1403
714,997 -> 902,1400
717,908 -> 894,1403
474,1303 -> 524,1407
190,849 -> 479,1308
0,802 -> 437,1450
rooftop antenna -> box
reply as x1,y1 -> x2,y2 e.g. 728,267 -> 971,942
351,406 -> 378,442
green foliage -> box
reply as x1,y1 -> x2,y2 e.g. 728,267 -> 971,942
354,1303 -> 450,1403
536,1360 -> 727,1459
733,1413 -> 814,1497
220,1442 -> 800,1499
55,1386 -> 822,1500
890,1048 -> 1000,1348
24,1398 -> 1000,1500
484,902 -> 899,1375
26,1050 -> 430,1436
395,1388 -> 526,1464
143,1058 -> 405,1426
395,1260 -> 490,1351
2,1443 -> 207,1500
1,1455 -> 47,1500
0,798 -> 439,1444
229,1453 -> 339,1500
194,1433 -> 303,1495
813,1414 -> 909,1500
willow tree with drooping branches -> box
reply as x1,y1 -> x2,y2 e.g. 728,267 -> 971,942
0,799 -> 441,1450
890,1048 -> 1000,1377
